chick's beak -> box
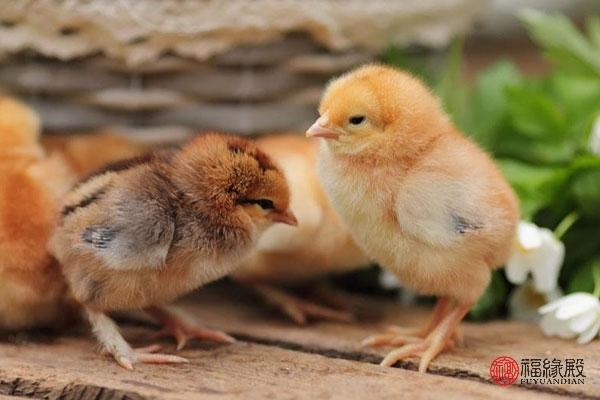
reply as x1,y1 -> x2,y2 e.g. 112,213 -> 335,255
269,209 -> 298,226
306,115 -> 340,140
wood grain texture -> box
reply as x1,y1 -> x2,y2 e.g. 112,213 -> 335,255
1,330 -> 565,400
0,282 -> 598,400
177,284 -> 600,399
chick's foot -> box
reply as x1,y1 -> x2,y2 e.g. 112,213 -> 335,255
146,306 -> 236,351
363,297 -> 464,347
250,282 -> 355,325
102,344 -> 189,370
86,308 -> 188,370
365,302 -> 471,373
308,282 -> 360,313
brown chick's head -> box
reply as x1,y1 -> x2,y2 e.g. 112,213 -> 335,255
173,133 -> 297,231
307,64 -> 449,159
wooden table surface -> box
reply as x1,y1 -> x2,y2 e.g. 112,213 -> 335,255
1,282 -> 599,400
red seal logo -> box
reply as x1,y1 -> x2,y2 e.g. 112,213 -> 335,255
490,356 -> 519,386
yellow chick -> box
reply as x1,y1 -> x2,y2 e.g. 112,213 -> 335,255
42,131 -> 148,177
306,65 -> 519,372
234,134 -> 371,324
0,97 -> 76,331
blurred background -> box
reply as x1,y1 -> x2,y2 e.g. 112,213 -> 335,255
1,0 -> 599,323
0,0 -> 596,137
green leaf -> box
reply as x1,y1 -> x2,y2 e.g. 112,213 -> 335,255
571,168 -> 600,219
498,159 -> 568,219
570,154 -> 600,171
435,38 -> 470,129
567,259 -> 600,294
560,224 -> 600,286
381,46 -> 429,82
588,16 -> 600,51
468,271 -> 509,320
467,60 -> 521,148
496,135 -> 577,165
550,73 -> 600,117
505,85 -> 567,140
520,9 -> 600,78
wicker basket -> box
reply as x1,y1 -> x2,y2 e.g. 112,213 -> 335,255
0,0 -> 484,136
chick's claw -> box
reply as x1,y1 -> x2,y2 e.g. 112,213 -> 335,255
103,344 -> 189,370
378,337 -> 457,369
370,303 -> 471,372
147,306 -> 235,351
114,345 -> 189,371
369,297 -> 456,347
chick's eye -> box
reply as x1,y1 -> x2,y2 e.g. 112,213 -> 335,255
241,198 -> 274,210
256,199 -> 274,210
349,115 -> 365,125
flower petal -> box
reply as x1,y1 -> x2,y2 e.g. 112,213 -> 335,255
540,313 -> 576,338
539,293 -> 597,315
568,309 -> 598,333
577,318 -> 600,344
554,294 -> 600,320
509,281 -> 561,322
539,298 -> 565,314
505,252 -> 530,285
530,229 -> 564,293
517,221 -> 543,250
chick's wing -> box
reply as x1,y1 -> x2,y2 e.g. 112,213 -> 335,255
394,172 -> 484,248
59,169 -> 176,272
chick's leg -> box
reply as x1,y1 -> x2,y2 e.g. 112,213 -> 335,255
309,281 -> 359,312
85,308 -> 188,370
378,303 -> 472,373
248,282 -> 355,325
146,305 -> 235,351
362,297 -> 451,347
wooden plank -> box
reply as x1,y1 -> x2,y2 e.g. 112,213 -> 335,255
0,329 -> 564,400
167,283 -> 600,399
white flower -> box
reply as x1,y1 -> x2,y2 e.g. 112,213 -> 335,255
509,280 -> 562,323
590,115 -> 600,155
505,221 -> 564,293
539,293 -> 600,344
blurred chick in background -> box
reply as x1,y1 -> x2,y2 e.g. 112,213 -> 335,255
307,65 -> 518,372
45,132 -> 371,325
0,97 -> 76,331
50,133 -> 297,369
234,134 -> 372,324
42,131 -> 148,177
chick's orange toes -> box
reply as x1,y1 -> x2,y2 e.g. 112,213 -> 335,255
362,297 -> 453,348
372,325 -> 464,348
112,345 -> 189,371
147,306 -> 235,351
368,303 -> 471,373
378,336 -> 457,372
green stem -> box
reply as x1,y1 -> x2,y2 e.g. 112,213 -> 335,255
553,211 -> 579,240
593,265 -> 600,298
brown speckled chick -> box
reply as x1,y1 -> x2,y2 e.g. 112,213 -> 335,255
49,133 -> 296,370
